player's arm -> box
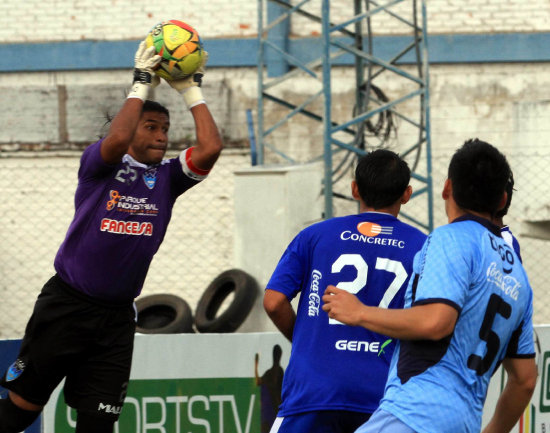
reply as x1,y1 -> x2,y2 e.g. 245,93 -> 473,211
101,41 -> 161,164
322,285 -> 458,340
166,52 -> 223,172
264,289 -> 296,342
482,357 -> 537,433
188,103 -> 223,171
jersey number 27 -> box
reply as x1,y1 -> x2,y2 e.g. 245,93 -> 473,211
329,254 -> 407,325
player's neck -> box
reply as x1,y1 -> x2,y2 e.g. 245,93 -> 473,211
448,206 -> 492,224
360,203 -> 400,218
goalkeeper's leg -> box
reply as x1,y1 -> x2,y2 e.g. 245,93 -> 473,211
75,410 -> 117,433
0,394 -> 41,433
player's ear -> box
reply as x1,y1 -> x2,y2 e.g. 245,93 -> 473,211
400,185 -> 413,204
497,191 -> 508,213
351,180 -> 361,201
442,178 -> 452,200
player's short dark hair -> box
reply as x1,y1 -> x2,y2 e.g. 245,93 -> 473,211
100,100 -> 170,138
355,149 -> 410,209
448,138 -> 510,215
143,100 -> 170,118
495,171 -> 515,218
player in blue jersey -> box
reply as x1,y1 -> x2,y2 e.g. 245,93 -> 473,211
264,150 -> 427,433
494,172 -> 522,261
0,41 -> 222,433
323,139 -> 537,433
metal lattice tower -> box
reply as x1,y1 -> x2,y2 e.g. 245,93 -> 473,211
256,0 -> 433,231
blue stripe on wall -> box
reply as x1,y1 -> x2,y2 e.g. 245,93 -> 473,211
0,33 -> 549,72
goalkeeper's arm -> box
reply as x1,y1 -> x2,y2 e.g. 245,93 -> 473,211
101,41 -> 161,164
167,52 -> 223,173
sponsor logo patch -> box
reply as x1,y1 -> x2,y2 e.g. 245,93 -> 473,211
6,359 -> 25,382
98,402 -> 122,414
357,222 -> 393,237
486,261 -> 520,301
340,222 -> 405,248
100,218 -> 153,236
106,190 -> 159,216
308,270 -> 322,317
143,168 -> 158,189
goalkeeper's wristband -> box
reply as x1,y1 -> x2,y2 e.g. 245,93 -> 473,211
127,82 -> 150,101
133,68 -> 153,84
182,86 -> 206,109
128,68 -> 153,101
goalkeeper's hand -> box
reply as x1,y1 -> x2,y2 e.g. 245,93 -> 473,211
166,51 -> 209,108
128,41 -> 162,101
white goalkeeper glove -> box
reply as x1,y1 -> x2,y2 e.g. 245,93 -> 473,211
128,41 -> 162,101
166,51 -> 209,109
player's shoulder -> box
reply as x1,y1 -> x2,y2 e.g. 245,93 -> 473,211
427,215 -> 504,264
81,138 -> 103,161
433,214 -> 494,239
303,214 -> 353,230
395,218 -> 428,240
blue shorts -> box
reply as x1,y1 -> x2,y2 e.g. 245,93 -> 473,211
355,409 -> 416,433
269,410 -> 371,433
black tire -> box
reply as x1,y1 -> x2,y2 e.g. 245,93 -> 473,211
135,294 -> 194,334
195,269 -> 259,333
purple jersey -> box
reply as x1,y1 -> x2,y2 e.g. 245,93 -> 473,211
54,140 -> 207,302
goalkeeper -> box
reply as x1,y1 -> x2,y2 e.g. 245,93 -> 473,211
0,41 -> 222,433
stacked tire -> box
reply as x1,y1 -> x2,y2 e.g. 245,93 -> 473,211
135,269 -> 259,334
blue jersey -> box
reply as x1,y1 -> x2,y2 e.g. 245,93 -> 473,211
380,215 -> 535,433
267,212 -> 427,416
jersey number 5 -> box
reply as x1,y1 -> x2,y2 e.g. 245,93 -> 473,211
329,254 -> 407,325
468,293 -> 511,375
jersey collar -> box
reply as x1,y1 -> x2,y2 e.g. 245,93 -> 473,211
359,211 -> 398,221
123,154 -> 169,168
451,213 -> 501,237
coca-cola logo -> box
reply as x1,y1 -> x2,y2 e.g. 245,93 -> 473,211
308,270 -> 322,317
486,261 -> 520,301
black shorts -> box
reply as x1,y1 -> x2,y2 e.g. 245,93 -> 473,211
0,275 -> 136,419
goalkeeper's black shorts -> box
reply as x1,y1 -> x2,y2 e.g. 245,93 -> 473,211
0,274 -> 136,420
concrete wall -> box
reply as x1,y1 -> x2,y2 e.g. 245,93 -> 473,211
1,0 -> 549,42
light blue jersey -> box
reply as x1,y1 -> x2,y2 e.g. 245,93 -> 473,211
378,214 -> 535,433
267,212 -> 427,417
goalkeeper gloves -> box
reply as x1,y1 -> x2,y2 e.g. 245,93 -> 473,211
166,51 -> 209,109
128,41 -> 162,101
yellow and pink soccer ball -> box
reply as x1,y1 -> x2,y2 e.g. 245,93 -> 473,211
145,20 -> 204,80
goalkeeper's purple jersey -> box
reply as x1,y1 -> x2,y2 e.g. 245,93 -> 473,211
267,212 -> 426,416
379,214 -> 535,433
54,139 -> 207,303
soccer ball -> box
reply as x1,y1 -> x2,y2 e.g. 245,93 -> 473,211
145,20 -> 204,80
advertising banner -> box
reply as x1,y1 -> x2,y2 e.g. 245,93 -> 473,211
3,325 -> 546,432
42,333 -> 291,433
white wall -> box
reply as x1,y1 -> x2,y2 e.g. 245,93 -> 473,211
1,0 -> 548,42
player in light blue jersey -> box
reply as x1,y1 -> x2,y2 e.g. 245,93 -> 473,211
264,150 -> 427,433
323,139 -> 537,433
